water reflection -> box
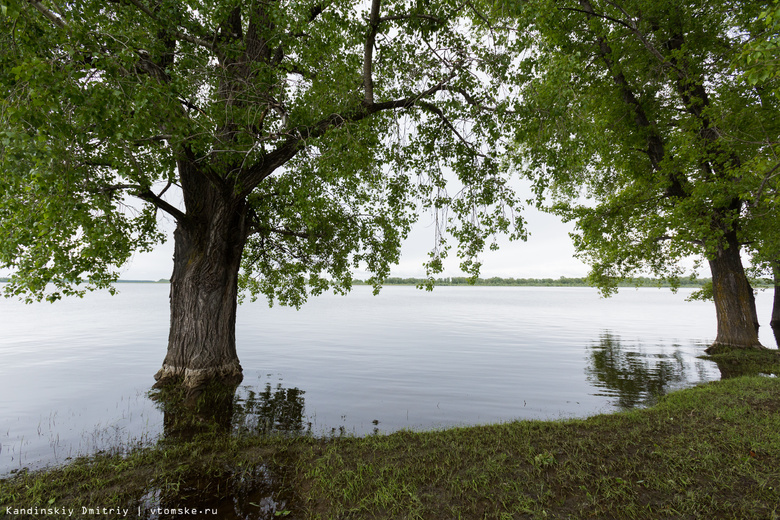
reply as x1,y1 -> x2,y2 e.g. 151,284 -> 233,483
586,332 -> 710,409
143,378 -> 306,519
151,379 -> 308,441
233,383 -> 308,436
151,382 -> 240,441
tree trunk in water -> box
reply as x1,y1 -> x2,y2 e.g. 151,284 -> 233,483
705,233 -> 763,353
772,262 -> 780,348
154,196 -> 248,394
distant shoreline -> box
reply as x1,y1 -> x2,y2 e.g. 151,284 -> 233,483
355,276 -> 717,288
0,276 -> 771,288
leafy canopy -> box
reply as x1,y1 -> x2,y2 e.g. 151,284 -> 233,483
0,0 -> 524,304
501,0 -> 780,295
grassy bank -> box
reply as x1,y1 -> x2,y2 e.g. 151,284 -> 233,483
2,376 -> 780,519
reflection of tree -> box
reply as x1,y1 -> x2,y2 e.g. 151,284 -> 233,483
151,381 -> 240,441
151,380 -> 307,441
586,332 -> 688,409
233,383 -> 308,436
144,380 -> 304,519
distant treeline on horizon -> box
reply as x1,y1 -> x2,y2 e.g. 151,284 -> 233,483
1,276 -> 772,288
355,276 -> 720,287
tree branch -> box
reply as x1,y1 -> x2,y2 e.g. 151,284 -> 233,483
135,188 -> 188,221
124,0 -> 216,52
441,86 -> 514,114
178,97 -> 207,116
26,0 -> 68,29
561,6 -> 633,32
573,0 -> 691,199
750,161 -> 780,207
132,134 -> 173,144
308,3 -> 324,22
96,183 -> 187,221
567,1 -> 680,74
379,13 -> 446,24
363,0 -> 381,105
418,101 -> 487,158
237,71 -> 458,198
576,0 -> 665,171
251,226 -> 324,239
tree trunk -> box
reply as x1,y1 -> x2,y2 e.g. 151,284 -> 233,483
772,262 -> 780,348
706,233 -> 763,352
153,195 -> 249,393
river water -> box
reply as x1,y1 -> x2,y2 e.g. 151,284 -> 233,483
0,284 -> 776,475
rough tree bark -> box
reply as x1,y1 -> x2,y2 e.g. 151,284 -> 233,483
772,262 -> 780,347
705,231 -> 763,352
153,175 -> 249,393
771,262 -> 780,327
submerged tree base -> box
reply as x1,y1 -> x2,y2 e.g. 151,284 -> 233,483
704,342 -> 768,356
703,343 -> 771,378
701,345 -> 780,379
153,362 -> 243,398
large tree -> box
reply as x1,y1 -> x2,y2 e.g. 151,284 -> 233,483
0,0 -> 522,392
741,1 -> 780,337
503,0 -> 780,350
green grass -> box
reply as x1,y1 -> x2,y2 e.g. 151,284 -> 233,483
2,376 -> 780,519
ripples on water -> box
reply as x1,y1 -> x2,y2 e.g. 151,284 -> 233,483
0,284 -> 775,474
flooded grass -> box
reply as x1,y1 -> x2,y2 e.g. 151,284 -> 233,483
1,432 -> 298,519
701,345 -> 780,379
2,373 -> 780,519
139,459 -> 290,519
290,375 -> 780,519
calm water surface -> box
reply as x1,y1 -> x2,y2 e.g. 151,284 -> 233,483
0,284 -> 775,475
